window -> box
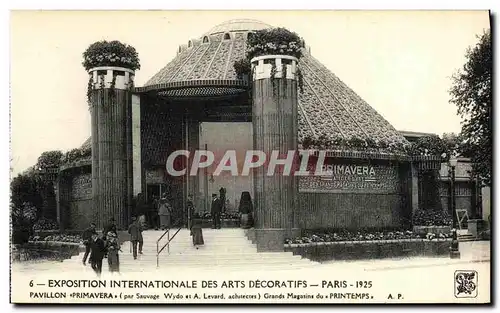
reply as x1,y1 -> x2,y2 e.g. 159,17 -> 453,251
202,36 -> 209,43
223,33 -> 231,40
188,40 -> 193,48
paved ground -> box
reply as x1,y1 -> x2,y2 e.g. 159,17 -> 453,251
11,241 -> 490,304
11,240 -> 490,273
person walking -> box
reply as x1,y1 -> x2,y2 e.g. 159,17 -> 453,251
106,232 -> 121,274
158,194 -> 172,231
128,216 -> 143,260
82,222 -> 97,266
102,217 -> 117,258
211,193 -> 222,229
89,233 -> 106,277
188,195 -> 204,249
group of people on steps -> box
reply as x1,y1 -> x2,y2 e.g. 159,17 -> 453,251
82,190 -> 254,276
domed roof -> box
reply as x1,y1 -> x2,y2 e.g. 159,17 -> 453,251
205,19 -> 272,35
143,20 -> 407,144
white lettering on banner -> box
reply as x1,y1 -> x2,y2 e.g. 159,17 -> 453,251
241,150 -> 266,176
321,165 -> 376,177
267,150 -> 296,176
190,150 -> 215,176
166,150 -> 189,176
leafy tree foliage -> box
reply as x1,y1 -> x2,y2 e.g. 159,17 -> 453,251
450,30 -> 492,186
36,150 -> 63,170
10,172 -> 44,213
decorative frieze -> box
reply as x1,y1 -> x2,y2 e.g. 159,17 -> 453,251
71,173 -> 92,200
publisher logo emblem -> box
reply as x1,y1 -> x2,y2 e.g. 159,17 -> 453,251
454,270 -> 478,298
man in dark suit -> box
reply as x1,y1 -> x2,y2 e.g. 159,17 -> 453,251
211,193 -> 222,229
128,216 -> 143,260
82,222 -> 97,266
89,233 -> 106,276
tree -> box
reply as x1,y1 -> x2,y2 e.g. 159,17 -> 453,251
36,150 -> 63,170
450,30 -> 492,186
10,172 -> 44,213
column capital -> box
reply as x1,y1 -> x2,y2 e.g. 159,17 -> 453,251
251,55 -> 298,81
89,66 -> 135,90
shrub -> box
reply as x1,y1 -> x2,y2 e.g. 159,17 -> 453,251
82,40 -> 140,71
412,209 -> 452,226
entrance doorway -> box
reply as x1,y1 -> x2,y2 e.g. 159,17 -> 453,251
198,122 -> 253,214
146,183 -> 167,203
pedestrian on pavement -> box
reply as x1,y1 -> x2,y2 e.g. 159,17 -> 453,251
128,216 -> 143,260
158,194 -> 172,231
82,222 -> 97,266
89,233 -> 106,277
106,232 -> 121,274
211,193 -> 222,229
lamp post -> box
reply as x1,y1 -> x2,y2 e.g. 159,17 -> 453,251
448,156 -> 460,259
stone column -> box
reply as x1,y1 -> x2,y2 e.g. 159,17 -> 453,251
89,66 -> 135,229
251,55 -> 300,252
132,94 -> 142,197
410,163 -> 419,215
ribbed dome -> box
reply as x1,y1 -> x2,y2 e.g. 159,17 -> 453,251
143,20 -> 407,144
205,19 -> 272,35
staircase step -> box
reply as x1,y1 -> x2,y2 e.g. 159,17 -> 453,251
68,255 -> 306,264
60,229 -> 316,271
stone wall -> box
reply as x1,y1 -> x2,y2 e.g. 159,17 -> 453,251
67,173 -> 93,230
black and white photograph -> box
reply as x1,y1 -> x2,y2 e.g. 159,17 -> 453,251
8,9 -> 492,304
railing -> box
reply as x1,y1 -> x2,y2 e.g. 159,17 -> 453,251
156,218 -> 184,268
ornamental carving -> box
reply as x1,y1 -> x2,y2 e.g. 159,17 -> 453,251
71,173 -> 92,200
145,169 -> 165,184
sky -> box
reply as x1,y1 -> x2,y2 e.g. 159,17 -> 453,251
9,10 -> 490,176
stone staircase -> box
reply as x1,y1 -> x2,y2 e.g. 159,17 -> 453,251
62,228 -> 318,273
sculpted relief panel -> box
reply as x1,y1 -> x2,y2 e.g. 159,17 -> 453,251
71,173 -> 92,200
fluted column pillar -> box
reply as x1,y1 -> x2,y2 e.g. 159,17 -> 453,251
252,55 -> 300,252
89,66 -> 134,230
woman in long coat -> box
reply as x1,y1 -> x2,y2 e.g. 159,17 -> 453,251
188,196 -> 204,249
106,232 -> 121,274
157,196 -> 172,230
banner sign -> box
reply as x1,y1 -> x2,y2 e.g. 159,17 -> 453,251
298,164 -> 400,193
